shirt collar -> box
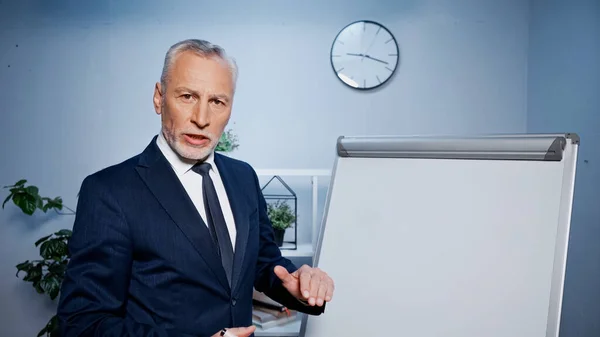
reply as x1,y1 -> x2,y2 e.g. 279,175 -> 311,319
156,132 -> 216,176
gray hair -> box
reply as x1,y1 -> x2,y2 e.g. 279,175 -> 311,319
160,39 -> 238,91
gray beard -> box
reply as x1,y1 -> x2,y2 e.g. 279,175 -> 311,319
161,126 -> 216,161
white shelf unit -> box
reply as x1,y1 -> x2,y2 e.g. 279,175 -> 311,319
254,316 -> 302,337
254,170 -> 330,336
255,169 -> 331,258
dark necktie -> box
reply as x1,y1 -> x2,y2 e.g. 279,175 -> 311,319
192,162 -> 234,286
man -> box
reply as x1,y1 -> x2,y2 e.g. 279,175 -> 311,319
57,39 -> 334,337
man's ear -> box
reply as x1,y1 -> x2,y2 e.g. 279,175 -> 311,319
153,82 -> 163,115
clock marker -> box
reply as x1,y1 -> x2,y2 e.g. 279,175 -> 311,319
388,53 -> 397,56
376,75 -> 381,84
385,37 -> 393,44
376,27 -> 381,35
336,67 -> 344,73
385,66 -> 393,72
363,79 -> 366,88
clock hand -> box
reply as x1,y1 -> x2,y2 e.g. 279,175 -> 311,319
346,52 -> 388,65
364,55 -> 388,65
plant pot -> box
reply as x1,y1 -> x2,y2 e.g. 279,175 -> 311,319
273,228 -> 285,247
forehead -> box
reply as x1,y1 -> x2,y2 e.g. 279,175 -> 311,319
168,51 -> 234,93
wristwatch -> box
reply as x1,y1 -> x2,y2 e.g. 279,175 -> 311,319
220,329 -> 236,337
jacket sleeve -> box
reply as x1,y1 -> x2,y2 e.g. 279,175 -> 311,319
57,175 -> 190,337
249,168 -> 325,316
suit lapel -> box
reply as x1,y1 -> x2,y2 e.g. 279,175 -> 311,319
135,138 -> 230,292
214,153 -> 250,294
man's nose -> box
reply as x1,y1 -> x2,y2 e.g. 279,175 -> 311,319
191,100 -> 210,128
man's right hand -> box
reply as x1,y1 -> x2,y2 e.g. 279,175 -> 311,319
211,326 -> 256,337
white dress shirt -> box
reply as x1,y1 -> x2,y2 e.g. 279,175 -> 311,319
156,133 -> 237,250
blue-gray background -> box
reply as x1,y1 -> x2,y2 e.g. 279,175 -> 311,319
0,0 -> 597,336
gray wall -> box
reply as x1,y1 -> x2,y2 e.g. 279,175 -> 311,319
527,0 -> 600,335
4,0 -> 594,336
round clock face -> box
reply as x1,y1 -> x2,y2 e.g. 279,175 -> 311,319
330,20 -> 399,90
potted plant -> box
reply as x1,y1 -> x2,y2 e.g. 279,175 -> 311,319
266,200 -> 296,247
215,128 -> 239,153
2,179 -> 74,337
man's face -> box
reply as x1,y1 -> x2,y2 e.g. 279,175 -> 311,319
153,51 -> 235,161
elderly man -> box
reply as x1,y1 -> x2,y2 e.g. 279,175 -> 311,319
57,39 -> 334,337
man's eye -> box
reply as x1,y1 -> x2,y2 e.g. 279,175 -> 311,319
181,94 -> 193,100
212,100 -> 224,106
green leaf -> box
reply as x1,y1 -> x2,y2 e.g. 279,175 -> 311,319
37,324 -> 48,337
15,260 -> 32,276
48,263 -> 66,276
16,260 -> 30,269
42,196 -> 64,212
22,263 -> 42,283
12,192 -> 23,206
26,185 -> 39,196
36,195 -> 44,211
40,239 -> 68,260
14,191 -> 37,215
2,179 -> 26,189
38,314 -> 59,337
55,229 -> 72,237
2,193 -> 12,208
216,129 -> 239,152
49,315 -> 60,337
22,199 -> 37,215
34,281 -> 44,294
35,234 -> 53,247
50,197 -> 63,210
49,284 -> 60,300
40,275 -> 61,300
22,186 -> 44,212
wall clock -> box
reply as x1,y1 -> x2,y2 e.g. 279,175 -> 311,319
330,20 -> 399,90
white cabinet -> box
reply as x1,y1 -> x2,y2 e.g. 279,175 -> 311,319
254,170 -> 330,337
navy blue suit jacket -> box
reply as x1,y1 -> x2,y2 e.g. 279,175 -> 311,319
57,137 -> 324,336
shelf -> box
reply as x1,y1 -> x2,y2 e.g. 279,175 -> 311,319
254,316 -> 302,337
280,243 -> 314,257
255,169 -> 331,258
255,169 -> 331,177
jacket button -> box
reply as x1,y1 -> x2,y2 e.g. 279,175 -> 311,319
232,299 -> 237,306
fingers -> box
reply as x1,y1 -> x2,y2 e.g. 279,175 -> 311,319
274,265 -> 291,282
325,277 -> 334,302
298,266 -> 334,306
299,266 -> 312,300
225,326 -> 256,337
281,264 -> 334,307
308,270 -> 320,305
316,276 -> 328,306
